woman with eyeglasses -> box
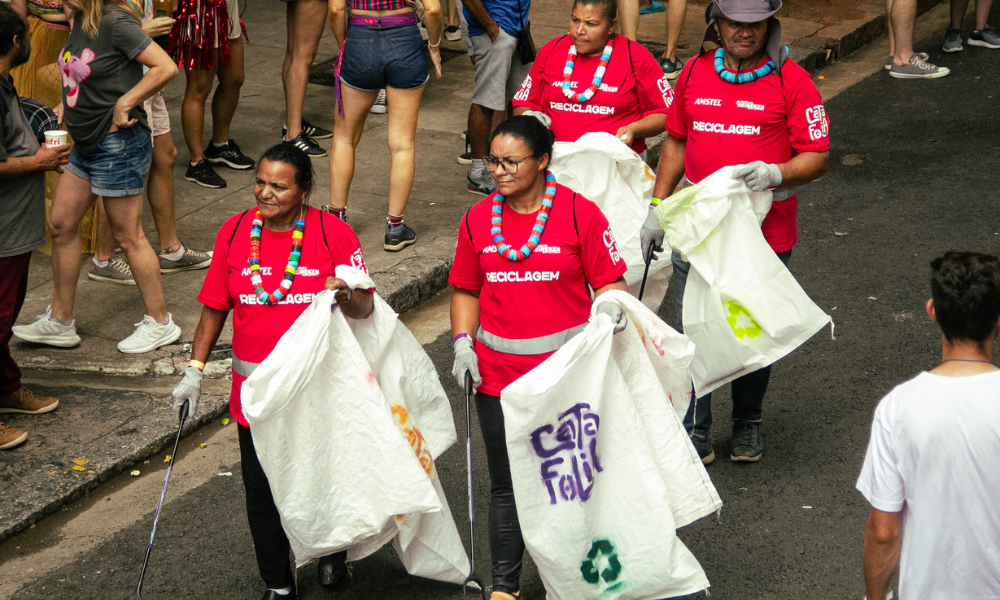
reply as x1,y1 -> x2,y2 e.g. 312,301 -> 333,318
447,114 -> 628,600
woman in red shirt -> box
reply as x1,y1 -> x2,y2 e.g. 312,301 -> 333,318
170,144 -> 374,600
449,115 -> 629,600
511,0 -> 673,155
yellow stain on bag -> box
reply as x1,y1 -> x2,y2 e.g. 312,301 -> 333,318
391,405 -> 435,476
724,301 -> 763,339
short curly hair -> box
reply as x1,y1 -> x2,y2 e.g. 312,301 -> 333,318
0,3 -> 27,58
930,251 -> 1000,343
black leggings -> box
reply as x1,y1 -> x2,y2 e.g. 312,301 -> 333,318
475,393 -> 525,595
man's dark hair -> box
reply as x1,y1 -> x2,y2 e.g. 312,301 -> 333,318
0,4 -> 27,58
489,115 -> 557,161
930,251 -> 1000,343
257,143 -> 314,192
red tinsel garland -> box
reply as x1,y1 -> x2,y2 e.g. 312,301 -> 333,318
168,0 -> 242,71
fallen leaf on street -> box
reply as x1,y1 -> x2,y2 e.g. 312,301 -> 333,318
199,444 -> 207,449
221,418 -> 231,426
71,466 -> 86,472
72,458 -> 89,466
130,470 -> 141,477
163,455 -> 171,463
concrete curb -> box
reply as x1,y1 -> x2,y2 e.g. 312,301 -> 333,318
0,392 -> 230,546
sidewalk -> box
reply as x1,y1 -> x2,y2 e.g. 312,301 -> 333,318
4,0 -> 946,544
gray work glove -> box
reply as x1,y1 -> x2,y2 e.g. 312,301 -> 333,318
451,336 -> 482,391
171,366 -> 203,425
639,206 -> 665,263
735,161 -> 783,192
596,301 -> 627,334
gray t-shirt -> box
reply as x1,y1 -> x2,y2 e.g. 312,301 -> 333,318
61,8 -> 151,155
0,76 -> 45,258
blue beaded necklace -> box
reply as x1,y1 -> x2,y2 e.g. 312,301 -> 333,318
714,48 -> 775,84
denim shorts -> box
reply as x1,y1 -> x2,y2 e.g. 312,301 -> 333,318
67,127 -> 153,197
340,23 -> 429,92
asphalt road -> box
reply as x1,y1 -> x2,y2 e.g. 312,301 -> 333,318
2,28 -> 998,600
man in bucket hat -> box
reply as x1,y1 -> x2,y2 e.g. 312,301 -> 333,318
639,0 -> 829,464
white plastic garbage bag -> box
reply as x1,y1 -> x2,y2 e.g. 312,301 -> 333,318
500,291 -> 721,600
654,166 -> 832,397
242,281 -> 471,585
337,266 -> 470,585
550,132 -> 671,311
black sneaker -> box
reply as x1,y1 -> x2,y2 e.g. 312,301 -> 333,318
659,56 -> 684,80
730,421 -> 763,462
457,137 -> 472,164
283,119 -> 332,140
384,221 -> 416,251
689,430 -> 715,465
185,160 -> 227,188
283,132 -> 328,158
204,139 -> 256,170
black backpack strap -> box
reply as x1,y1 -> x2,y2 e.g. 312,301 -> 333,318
227,209 -> 251,249
317,207 -> 331,250
571,192 -> 579,238
463,210 -> 475,248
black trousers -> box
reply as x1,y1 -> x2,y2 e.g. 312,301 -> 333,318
238,424 -> 295,589
475,393 -> 525,594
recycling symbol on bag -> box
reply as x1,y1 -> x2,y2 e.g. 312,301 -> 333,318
580,539 -> 623,591
723,300 -> 762,339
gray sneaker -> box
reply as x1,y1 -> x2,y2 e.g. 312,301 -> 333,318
88,254 -> 135,285
889,54 -> 950,79
968,25 -> 1000,49
11,306 -> 81,348
467,170 -> 497,195
159,246 -> 213,274
730,421 -> 763,462
943,26 -> 963,52
885,52 -> 928,69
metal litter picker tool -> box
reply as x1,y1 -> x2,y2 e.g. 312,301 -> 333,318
462,372 -> 487,599
638,241 -> 655,301
127,400 -> 188,600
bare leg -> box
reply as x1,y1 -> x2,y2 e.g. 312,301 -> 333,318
973,0 -> 992,30
282,0 -> 327,140
211,36 -> 245,145
661,0 -> 687,61
94,198 -> 115,263
951,0 -> 971,27
181,67 -> 219,163
618,0 -> 638,41
148,133 -> 180,252
887,0 -> 896,56
891,0 -> 917,64
384,86 -> 424,217
48,171 -> 98,322
103,195 -> 167,323
467,103 -> 495,159
329,85 -> 379,209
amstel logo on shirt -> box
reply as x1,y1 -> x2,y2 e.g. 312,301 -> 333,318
240,266 -> 320,276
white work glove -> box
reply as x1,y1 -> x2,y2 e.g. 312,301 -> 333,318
639,206 -> 665,263
596,302 -> 627,334
451,336 -> 482,392
735,161 -> 783,192
171,366 -> 203,425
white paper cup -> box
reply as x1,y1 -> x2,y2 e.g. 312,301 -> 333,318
44,130 -> 68,148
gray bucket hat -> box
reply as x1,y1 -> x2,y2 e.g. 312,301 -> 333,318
700,0 -> 788,72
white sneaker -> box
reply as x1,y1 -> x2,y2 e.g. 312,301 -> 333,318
117,313 -> 181,354
11,306 -> 81,348
370,89 -> 388,115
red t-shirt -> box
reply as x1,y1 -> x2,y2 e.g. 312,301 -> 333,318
449,183 -> 627,396
666,53 -> 830,253
198,207 -> 369,426
512,34 -> 673,153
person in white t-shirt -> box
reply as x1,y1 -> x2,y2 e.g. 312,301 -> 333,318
856,250 -> 1000,600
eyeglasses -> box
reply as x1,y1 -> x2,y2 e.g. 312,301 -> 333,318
484,155 -> 531,174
